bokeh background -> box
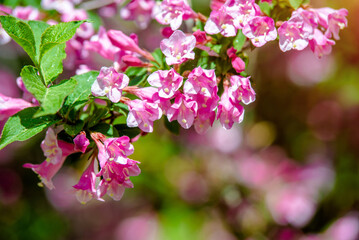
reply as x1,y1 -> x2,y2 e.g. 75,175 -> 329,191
0,0 -> 359,239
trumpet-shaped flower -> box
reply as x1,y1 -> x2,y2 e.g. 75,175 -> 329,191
309,29 -> 335,58
184,67 -> 217,98
204,8 -> 236,37
167,93 -> 198,129
147,69 -> 183,99
91,67 -> 129,103
127,99 -> 163,132
23,128 -> 76,189
120,0 -> 155,29
73,159 -> 98,204
160,30 -> 196,65
0,93 -> 33,121
154,0 -> 195,30
228,75 -> 256,106
242,16 -> 277,47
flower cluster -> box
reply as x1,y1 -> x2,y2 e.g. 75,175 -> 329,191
0,0 -> 348,205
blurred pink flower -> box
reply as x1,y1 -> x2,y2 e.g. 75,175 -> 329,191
120,0 -> 155,29
0,93 -> 33,121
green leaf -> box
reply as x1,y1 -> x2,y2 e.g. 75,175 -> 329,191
20,66 -> 78,117
87,108 -> 109,128
61,71 -> 99,116
20,65 -> 46,99
288,0 -> 303,9
164,118 -> 180,135
64,120 -> 85,136
0,107 -> 60,150
39,20 -> 85,62
125,67 -> 148,86
90,123 -> 119,137
27,20 -> 50,62
258,2 -> 274,16
233,30 -> 247,52
114,124 -> 141,138
40,43 -> 67,85
0,15 -> 37,64
34,78 -> 78,117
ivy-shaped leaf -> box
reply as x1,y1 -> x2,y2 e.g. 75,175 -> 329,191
0,107 -> 60,150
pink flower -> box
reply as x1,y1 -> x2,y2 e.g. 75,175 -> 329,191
167,93 -> 198,129
192,94 -> 218,134
0,25 -> 11,45
326,9 -> 348,40
160,30 -> 196,65
12,6 -> 41,20
23,128 -> 76,189
154,0 -> 195,30
226,0 -> 261,29
127,99 -> 163,132
311,8 -> 348,40
217,86 -> 245,129
61,9 -> 94,39
228,75 -> 256,105
204,8 -> 236,37
147,69 -> 183,99
266,185 -> 316,227
85,26 -> 120,61
104,136 -> 134,164
0,93 -> 33,121
91,67 -> 129,103
97,159 -> 140,201
193,30 -> 208,44
227,47 -> 245,73
242,16 -> 277,47
91,133 -> 141,201
74,131 -> 90,153
309,29 -> 335,58
108,29 -> 149,57
184,67 -> 217,98
278,21 -> 309,52
120,0 -> 155,29
72,159 -> 98,204
41,0 -> 79,13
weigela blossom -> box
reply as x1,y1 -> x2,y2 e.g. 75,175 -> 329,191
204,7 -> 237,37
72,159 -> 98,204
184,67 -> 217,98
226,0 -> 261,29
154,0 -> 195,30
120,0 -> 155,29
23,128 -> 76,189
91,67 -> 129,103
108,30 -> 149,57
217,86 -> 245,130
91,133 -> 141,201
41,0 -> 80,13
242,16 -> 277,47
85,26 -> 120,61
311,8 -> 348,40
160,30 -> 196,65
147,68 -> 183,99
127,99 -> 163,132
104,136 -> 135,164
278,21 -> 309,52
192,94 -> 219,134
309,29 -> 335,58
12,6 -> 41,20
0,93 -> 33,120
227,47 -> 245,73
228,75 -> 256,106
61,9 -> 94,39
167,93 -> 198,129
74,131 -> 90,153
